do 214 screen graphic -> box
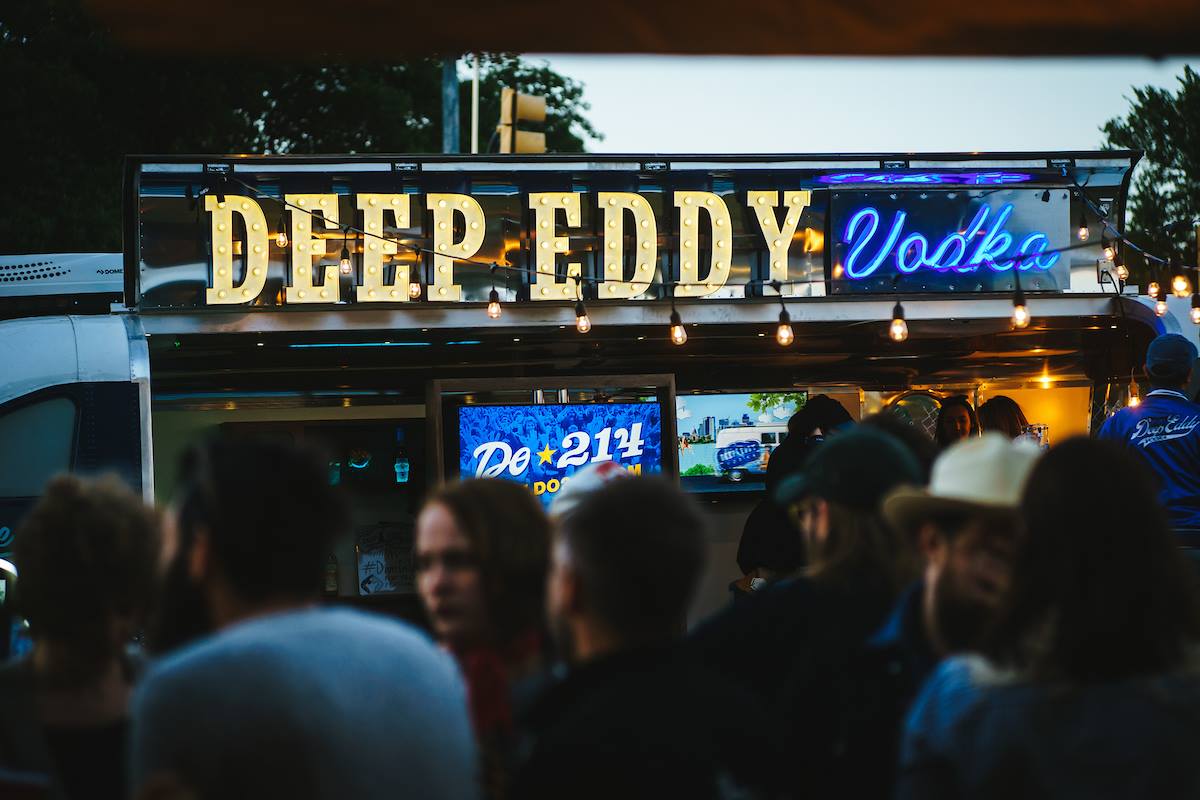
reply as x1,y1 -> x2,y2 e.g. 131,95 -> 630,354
458,404 -> 663,507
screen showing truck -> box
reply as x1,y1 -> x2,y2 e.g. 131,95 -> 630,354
677,392 -> 806,494
458,403 -> 664,508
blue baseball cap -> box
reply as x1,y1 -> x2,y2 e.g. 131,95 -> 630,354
1145,334 -> 1198,380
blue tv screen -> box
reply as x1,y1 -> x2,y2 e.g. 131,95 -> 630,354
677,392 -> 806,494
458,403 -> 664,508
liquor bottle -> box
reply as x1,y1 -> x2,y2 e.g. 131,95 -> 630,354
323,554 -> 339,596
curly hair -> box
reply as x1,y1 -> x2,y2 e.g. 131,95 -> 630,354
14,474 -> 160,668
423,479 -> 551,643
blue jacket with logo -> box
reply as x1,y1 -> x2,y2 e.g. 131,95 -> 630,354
1098,389 -> 1200,529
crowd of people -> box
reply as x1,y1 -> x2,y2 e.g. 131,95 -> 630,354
1,332 -> 1199,800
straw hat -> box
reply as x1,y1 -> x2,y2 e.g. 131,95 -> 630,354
883,433 -> 1042,534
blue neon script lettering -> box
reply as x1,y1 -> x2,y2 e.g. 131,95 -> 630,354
842,203 -> 1060,279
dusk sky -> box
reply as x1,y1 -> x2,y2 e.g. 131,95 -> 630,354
531,57 -> 1196,155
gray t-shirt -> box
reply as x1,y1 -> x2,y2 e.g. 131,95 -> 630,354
130,606 -> 478,800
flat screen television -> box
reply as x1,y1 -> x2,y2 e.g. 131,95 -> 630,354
458,402 -> 664,508
677,392 -> 807,494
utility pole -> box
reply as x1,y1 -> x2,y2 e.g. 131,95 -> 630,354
471,54 -> 480,154
441,57 -> 459,154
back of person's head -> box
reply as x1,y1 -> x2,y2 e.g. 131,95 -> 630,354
423,478 -> 550,642
176,437 -> 347,604
976,396 -> 1030,439
14,474 -> 159,676
558,477 -> 706,644
777,428 -> 922,591
860,410 -> 938,482
787,395 -> 854,437
935,395 -> 980,448
989,437 -> 1200,682
1145,333 -> 1198,390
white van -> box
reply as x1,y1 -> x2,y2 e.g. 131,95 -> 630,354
713,424 -> 788,482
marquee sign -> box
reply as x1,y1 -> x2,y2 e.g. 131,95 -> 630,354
130,154 -> 1130,311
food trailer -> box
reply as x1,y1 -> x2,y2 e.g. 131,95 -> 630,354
1,150 -> 1194,619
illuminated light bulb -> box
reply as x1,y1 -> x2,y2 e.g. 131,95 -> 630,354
1011,285 -> 1030,330
1102,238 -> 1115,262
1173,274 -> 1190,297
575,301 -> 592,334
276,229 -> 288,248
1077,210 -> 1089,241
486,288 -> 502,320
1156,297 -> 1169,317
1115,263 -> 1129,281
669,309 -> 687,345
339,247 -> 352,275
1129,394 -> 1141,408
408,281 -> 422,299
1148,281 -> 1161,299
775,308 -> 794,346
1191,292 -> 1200,325
1012,303 -> 1030,329
889,301 -> 908,342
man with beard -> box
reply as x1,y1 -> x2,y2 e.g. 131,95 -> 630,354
817,433 -> 1040,798
511,477 -> 785,800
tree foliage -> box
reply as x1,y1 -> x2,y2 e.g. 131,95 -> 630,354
0,0 -> 600,253
1103,66 -> 1200,278
746,392 -> 806,416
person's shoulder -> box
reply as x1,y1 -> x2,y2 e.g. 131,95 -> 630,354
1097,407 -> 1132,437
904,655 -> 1007,741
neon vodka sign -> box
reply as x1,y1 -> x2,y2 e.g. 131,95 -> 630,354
819,172 -> 1033,186
841,203 -> 1059,280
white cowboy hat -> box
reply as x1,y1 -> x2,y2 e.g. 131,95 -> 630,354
883,432 -> 1042,534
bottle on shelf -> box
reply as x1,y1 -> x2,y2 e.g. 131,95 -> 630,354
394,427 -> 411,484
323,553 -> 339,596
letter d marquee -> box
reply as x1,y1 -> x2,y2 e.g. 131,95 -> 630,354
205,195 -> 268,304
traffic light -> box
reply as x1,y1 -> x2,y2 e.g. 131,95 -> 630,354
497,87 -> 546,154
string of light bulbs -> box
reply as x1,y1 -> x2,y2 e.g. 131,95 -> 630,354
207,174 -> 1200,346
1071,178 -> 1200,322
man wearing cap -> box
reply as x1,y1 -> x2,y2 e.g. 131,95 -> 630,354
1099,333 -> 1200,531
690,428 -> 922,740
820,433 -> 1041,798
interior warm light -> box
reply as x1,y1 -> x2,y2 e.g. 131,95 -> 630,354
1115,263 -> 1129,281
1173,274 -> 1191,297
669,309 -> 687,345
1012,302 -> 1031,329
1191,292 -> 1200,325
276,229 -> 289,248
1156,297 -> 1170,317
486,288 -> 502,319
889,301 -> 908,342
776,308 -> 794,346
1101,238 -> 1115,262
1077,210 -> 1089,241
408,281 -> 422,299
1148,281 -> 1161,299
575,301 -> 592,333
